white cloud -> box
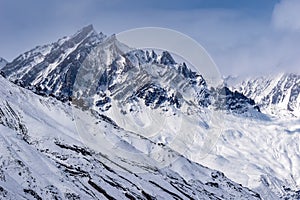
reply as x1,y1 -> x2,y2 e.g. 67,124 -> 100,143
1,0 -> 299,76
272,0 -> 300,31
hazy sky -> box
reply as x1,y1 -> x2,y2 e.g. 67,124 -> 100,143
0,0 -> 299,76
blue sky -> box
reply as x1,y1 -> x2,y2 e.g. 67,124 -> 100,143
1,0 -> 299,76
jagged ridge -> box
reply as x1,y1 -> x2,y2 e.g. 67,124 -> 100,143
1,26 -> 259,115
227,73 -> 300,117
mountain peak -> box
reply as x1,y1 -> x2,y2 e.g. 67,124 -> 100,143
70,24 -> 98,43
77,24 -> 94,34
160,51 -> 176,65
0,25 -> 107,101
0,57 -> 7,69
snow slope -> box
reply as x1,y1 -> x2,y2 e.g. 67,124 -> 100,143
199,113 -> 300,199
0,76 -> 260,199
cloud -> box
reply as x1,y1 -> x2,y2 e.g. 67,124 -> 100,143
0,0 -> 299,76
197,0 -> 300,76
91,6 -> 300,77
272,0 -> 300,32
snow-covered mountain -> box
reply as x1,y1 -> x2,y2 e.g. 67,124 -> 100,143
0,70 -> 261,199
1,25 -> 300,199
226,73 -> 300,118
1,25 -> 106,102
1,26 -> 259,117
0,57 -> 7,69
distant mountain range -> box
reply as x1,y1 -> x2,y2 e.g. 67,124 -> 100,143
226,73 -> 300,118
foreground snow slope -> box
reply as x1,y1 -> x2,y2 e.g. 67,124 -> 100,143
0,77 -> 260,199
